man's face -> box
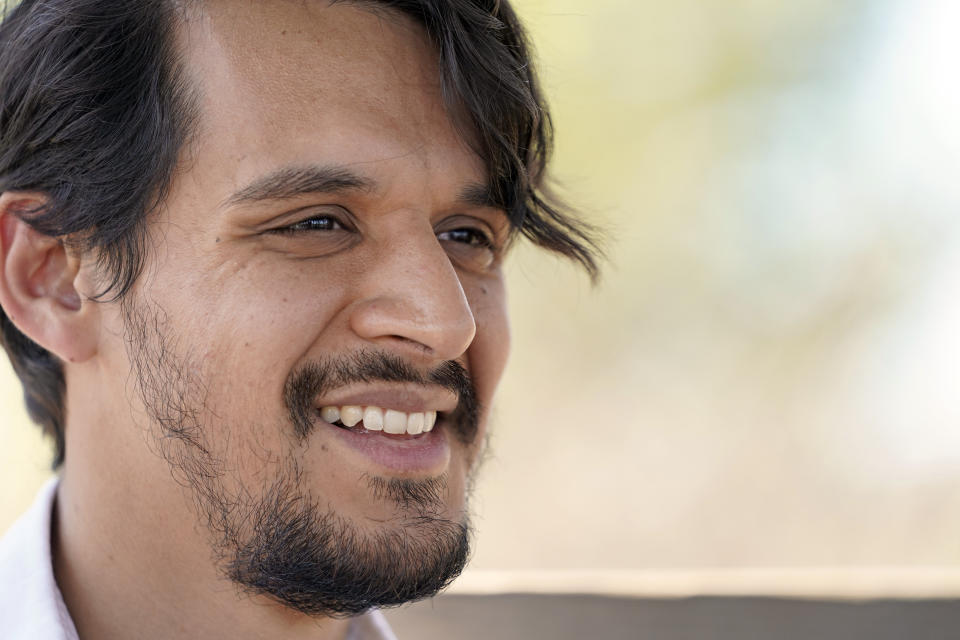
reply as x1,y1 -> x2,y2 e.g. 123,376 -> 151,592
89,1 -> 509,615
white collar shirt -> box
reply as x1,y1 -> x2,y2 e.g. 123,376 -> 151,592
0,478 -> 397,640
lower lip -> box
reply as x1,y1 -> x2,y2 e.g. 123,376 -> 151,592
324,417 -> 451,474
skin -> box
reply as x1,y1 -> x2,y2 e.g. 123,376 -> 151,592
0,2 -> 510,639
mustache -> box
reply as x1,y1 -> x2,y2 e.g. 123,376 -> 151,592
284,350 -> 480,445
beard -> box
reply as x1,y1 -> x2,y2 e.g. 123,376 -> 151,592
121,297 -> 480,617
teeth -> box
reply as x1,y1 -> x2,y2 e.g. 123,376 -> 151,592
407,412 -> 424,435
340,406 -> 363,427
383,409 -> 407,434
363,406 -> 384,431
318,405 -> 441,435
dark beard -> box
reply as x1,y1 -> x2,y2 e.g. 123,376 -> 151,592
122,298 -> 479,617
225,465 -> 470,616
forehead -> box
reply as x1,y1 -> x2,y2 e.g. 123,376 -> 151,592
176,0 -> 482,199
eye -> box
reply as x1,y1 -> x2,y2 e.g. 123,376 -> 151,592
272,214 -> 346,234
437,224 -> 500,272
437,227 -> 494,248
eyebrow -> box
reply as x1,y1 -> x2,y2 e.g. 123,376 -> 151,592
224,165 -> 376,206
457,182 -> 501,210
223,163 -> 501,210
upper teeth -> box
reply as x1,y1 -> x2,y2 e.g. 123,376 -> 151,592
319,406 -> 438,435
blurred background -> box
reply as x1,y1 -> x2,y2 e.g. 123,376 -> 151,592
4,0 -> 960,618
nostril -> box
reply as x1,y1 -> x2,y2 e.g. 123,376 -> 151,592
388,334 -> 434,355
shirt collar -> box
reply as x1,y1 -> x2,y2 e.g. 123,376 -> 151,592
0,477 -> 397,640
0,476 -> 78,640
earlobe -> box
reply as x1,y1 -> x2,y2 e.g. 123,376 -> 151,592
0,192 -> 98,364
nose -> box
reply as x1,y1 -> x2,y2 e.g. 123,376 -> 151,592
349,225 -> 477,361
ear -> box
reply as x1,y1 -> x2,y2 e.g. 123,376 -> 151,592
0,192 -> 99,364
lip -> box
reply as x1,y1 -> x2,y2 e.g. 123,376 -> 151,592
316,385 -> 458,414
323,412 -> 450,474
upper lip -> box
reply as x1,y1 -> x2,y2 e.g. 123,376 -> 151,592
315,384 -> 458,414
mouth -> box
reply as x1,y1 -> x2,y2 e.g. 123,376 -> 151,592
319,405 -> 439,436
316,404 -> 451,474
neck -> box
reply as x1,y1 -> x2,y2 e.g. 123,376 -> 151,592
52,431 -> 353,640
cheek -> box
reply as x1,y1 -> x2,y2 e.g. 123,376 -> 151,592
466,277 -> 510,416
153,258 -> 352,417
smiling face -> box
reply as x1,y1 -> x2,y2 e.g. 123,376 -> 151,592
82,1 -> 510,615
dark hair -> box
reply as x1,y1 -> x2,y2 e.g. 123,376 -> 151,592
0,0 -> 601,468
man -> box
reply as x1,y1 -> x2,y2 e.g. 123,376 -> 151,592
0,0 -> 598,637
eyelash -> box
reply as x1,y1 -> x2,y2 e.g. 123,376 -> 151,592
275,215 -> 496,249
437,227 -> 495,249
272,215 -> 345,234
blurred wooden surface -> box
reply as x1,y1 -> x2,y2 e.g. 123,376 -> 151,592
386,594 -> 960,640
